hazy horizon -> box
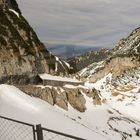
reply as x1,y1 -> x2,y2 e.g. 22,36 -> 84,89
17,0 -> 140,49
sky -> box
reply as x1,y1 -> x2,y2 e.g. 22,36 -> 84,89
17,0 -> 140,48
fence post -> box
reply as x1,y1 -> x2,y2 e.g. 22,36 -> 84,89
36,124 -> 44,140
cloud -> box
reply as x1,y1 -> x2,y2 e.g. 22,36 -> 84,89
17,0 -> 140,48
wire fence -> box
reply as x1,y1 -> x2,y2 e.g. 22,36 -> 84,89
0,116 -> 36,140
0,116 -> 86,140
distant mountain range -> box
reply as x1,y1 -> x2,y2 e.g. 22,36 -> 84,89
45,43 -> 103,59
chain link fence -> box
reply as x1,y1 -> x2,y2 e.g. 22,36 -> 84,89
0,116 -> 36,140
0,116 -> 85,140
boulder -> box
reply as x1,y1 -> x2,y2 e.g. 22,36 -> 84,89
66,88 -> 86,112
52,87 -> 68,111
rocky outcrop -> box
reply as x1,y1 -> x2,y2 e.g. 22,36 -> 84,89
52,87 -> 68,110
0,0 -> 21,14
66,88 -> 86,112
0,0 -> 70,84
80,27 -> 140,83
17,85 -> 102,112
113,27 -> 140,59
89,57 -> 139,83
84,88 -> 102,105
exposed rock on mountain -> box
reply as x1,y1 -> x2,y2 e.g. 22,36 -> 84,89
80,27 -> 140,83
0,0 -> 21,14
17,85 -> 102,112
0,0 -> 70,84
89,57 -> 139,83
68,48 -> 111,73
112,27 -> 140,59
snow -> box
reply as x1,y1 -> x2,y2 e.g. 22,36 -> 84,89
1,84 -> 140,140
64,61 -> 70,68
85,72 -> 140,122
80,68 -> 88,76
55,56 -> 70,72
111,87 -> 140,121
0,84 -> 106,140
1,69 -> 140,140
9,9 -> 19,18
79,61 -> 104,78
39,74 -> 82,83
55,61 -> 58,72
55,56 -> 59,61
55,57 -> 59,72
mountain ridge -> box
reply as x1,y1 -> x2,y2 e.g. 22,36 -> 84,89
79,27 -> 140,83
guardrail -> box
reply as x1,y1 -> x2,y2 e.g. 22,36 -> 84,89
0,115 -> 86,140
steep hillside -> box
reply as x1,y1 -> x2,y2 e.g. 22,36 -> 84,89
79,27 -> 140,83
68,48 -> 111,72
0,0 -> 70,84
112,27 -> 140,59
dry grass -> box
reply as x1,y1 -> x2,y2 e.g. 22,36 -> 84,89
112,91 -> 121,96
117,85 -> 136,92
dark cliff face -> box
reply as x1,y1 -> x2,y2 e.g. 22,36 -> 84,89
0,0 -> 21,13
0,0 -> 70,83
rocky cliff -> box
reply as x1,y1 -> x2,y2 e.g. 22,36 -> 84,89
0,0 -> 70,84
79,27 -> 140,83
0,0 -> 103,113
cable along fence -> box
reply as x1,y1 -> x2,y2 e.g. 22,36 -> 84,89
0,116 -> 86,140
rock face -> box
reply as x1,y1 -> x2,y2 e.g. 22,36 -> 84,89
17,85 -> 102,112
53,87 -> 68,110
112,27 -> 140,59
0,0 -> 21,14
89,57 -> 139,83
66,88 -> 86,112
0,0 -> 70,84
79,27 -> 140,83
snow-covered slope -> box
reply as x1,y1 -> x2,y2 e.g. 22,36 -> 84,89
1,84 -> 140,140
0,84 -> 106,140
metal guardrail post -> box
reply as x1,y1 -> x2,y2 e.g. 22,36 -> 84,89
33,126 -> 37,140
36,124 -> 44,140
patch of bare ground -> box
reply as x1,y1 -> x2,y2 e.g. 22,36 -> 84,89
117,85 -> 136,92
